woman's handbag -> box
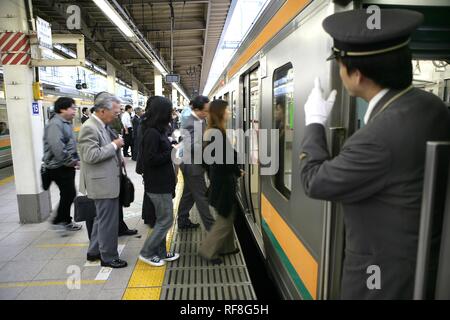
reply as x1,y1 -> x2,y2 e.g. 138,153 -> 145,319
120,163 -> 135,207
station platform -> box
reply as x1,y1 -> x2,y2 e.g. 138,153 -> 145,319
0,161 -> 256,300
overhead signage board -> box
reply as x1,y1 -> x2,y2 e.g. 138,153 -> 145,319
36,17 -> 52,50
165,74 -> 180,83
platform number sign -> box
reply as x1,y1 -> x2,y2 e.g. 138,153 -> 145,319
32,102 -> 40,116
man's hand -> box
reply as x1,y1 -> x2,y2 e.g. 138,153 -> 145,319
113,137 -> 124,149
304,77 -> 337,126
74,160 -> 80,170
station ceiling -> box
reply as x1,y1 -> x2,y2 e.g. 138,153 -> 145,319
32,0 -> 232,97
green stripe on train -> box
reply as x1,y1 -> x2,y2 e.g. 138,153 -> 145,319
0,146 -> 11,151
262,219 -> 314,300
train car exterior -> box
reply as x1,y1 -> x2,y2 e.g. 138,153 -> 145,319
210,0 -> 450,300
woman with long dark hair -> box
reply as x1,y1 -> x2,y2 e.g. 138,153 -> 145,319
198,99 -> 244,265
138,96 -> 180,267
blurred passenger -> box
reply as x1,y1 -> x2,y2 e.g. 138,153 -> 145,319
177,95 -> 215,231
81,107 -> 90,124
131,107 -> 144,161
43,97 -> 82,232
179,100 -> 193,128
198,99 -> 244,264
0,122 -> 9,135
78,92 -> 127,268
121,105 -> 133,157
138,96 -> 179,267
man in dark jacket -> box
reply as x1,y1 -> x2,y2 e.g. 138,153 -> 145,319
81,107 -> 89,124
43,97 -> 82,232
300,9 -> 450,299
131,107 -> 144,161
177,96 -> 215,231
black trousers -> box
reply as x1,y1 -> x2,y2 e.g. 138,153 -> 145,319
47,166 -> 76,225
123,127 -> 133,157
86,206 -> 130,240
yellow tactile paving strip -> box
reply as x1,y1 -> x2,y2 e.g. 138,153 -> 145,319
0,175 -> 14,187
122,172 -> 183,300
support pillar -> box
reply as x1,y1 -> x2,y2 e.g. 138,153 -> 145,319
132,81 -> 139,108
1,0 -> 51,223
154,70 -> 163,97
172,87 -> 178,108
106,61 -> 116,94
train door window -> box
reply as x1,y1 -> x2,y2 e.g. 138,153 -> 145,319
249,68 -> 261,230
273,63 -> 294,198
412,60 -> 450,108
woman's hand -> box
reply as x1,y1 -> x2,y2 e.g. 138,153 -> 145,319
240,169 -> 245,177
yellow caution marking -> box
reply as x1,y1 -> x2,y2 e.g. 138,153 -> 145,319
122,171 -> 183,300
0,280 -> 106,288
0,175 -> 14,187
36,243 -> 89,248
122,287 -> 161,300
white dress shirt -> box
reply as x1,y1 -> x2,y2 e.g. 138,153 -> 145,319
92,114 -> 118,150
364,89 -> 389,125
121,112 -> 132,129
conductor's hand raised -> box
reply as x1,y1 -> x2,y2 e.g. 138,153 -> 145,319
304,77 -> 337,126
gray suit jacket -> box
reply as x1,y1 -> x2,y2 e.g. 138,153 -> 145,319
300,87 -> 450,299
78,117 -> 121,199
181,114 -> 206,176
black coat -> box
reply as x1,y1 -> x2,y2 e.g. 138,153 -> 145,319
300,87 -> 450,299
141,127 -> 176,195
204,129 -> 241,217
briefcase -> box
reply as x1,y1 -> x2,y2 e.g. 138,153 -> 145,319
41,164 -> 52,191
120,165 -> 135,208
74,195 -> 96,222
142,192 -> 156,228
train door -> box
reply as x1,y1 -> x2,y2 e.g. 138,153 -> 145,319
414,142 -> 450,299
241,66 -> 263,237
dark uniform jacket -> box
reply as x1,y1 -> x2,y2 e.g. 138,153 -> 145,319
300,87 -> 450,299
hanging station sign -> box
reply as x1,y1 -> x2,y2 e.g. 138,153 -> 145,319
165,74 -> 180,83
36,17 -> 53,50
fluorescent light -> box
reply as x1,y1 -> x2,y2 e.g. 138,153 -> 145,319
153,60 -> 168,76
93,0 -> 134,38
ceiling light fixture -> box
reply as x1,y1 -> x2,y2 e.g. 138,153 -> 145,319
93,0 -> 134,38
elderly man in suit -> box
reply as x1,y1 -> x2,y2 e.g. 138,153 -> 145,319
78,92 -> 128,268
177,95 -> 215,231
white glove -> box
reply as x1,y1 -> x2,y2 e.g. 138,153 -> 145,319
304,77 -> 337,126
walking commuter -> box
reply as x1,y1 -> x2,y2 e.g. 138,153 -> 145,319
43,97 -> 82,232
139,96 -> 180,267
198,100 -> 244,265
121,105 -> 133,157
177,95 -> 215,231
299,9 -> 450,299
78,92 -> 127,268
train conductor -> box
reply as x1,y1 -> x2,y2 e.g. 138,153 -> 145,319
300,9 -> 450,299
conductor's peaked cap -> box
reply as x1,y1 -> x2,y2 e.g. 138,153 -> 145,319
322,9 -> 424,60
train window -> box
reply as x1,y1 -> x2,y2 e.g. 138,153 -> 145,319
272,63 -> 294,198
231,90 -> 237,129
0,106 -> 9,136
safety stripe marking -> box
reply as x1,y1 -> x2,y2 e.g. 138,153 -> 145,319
0,175 -> 14,187
0,280 -> 106,288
